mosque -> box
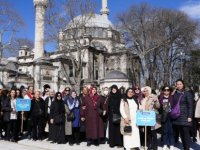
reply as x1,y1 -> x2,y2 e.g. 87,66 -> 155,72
0,0 -> 140,91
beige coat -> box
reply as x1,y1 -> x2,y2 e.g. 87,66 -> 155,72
64,104 -> 72,135
195,98 -> 200,118
140,94 -> 161,129
120,98 -> 141,149
120,99 -> 131,135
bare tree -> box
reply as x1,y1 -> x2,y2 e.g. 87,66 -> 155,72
0,1 -> 25,58
46,0 -> 96,92
118,3 -> 198,87
155,9 -> 198,85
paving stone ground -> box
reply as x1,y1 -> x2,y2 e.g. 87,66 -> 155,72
0,135 -> 200,150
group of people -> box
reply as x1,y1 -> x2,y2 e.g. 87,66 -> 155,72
0,79 -> 200,150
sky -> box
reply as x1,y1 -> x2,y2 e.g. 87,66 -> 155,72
5,0 -> 200,51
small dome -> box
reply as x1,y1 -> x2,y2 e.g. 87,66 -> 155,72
67,14 -> 114,29
105,70 -> 128,79
7,57 -> 18,62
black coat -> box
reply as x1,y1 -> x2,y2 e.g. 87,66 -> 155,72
30,98 -> 45,118
50,100 -> 65,143
44,97 -> 54,118
1,97 -> 12,122
172,91 -> 193,126
108,93 -> 123,147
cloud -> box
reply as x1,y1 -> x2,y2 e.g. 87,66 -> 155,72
180,1 -> 200,19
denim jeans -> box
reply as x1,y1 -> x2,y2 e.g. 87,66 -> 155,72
162,118 -> 174,146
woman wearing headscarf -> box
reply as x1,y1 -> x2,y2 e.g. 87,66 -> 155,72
66,90 -> 80,145
120,88 -> 140,150
133,86 -> 143,103
97,87 -> 109,143
80,86 -> 104,146
140,86 -> 160,150
50,92 -> 66,144
133,86 -> 144,146
107,85 -> 123,147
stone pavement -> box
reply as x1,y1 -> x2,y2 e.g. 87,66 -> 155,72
0,137 -> 200,150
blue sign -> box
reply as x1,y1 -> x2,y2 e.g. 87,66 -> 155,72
16,98 -> 31,111
136,111 -> 156,126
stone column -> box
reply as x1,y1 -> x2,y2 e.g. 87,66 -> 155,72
34,0 -> 48,59
34,64 -> 41,90
98,53 -> 104,79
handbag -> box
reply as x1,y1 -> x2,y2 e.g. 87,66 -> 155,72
170,94 -> 183,119
124,125 -> 132,133
66,100 -> 77,121
67,111 -> 75,121
112,113 -> 121,124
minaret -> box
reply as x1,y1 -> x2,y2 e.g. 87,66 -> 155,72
33,0 -> 48,59
101,0 -> 109,18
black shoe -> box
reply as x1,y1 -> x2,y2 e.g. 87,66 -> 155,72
57,142 -> 65,144
87,142 -> 91,146
27,135 -> 31,140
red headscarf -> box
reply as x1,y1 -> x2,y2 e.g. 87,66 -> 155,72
89,86 -> 99,109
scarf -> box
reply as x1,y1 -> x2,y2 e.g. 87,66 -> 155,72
27,93 -> 33,100
89,93 -> 99,109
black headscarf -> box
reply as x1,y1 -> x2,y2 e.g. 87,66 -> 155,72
55,92 -> 63,101
125,88 -> 139,109
109,85 -> 121,114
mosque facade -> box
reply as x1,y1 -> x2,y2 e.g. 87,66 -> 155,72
0,0 -> 140,91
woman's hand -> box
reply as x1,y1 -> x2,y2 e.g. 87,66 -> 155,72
187,118 -> 192,122
103,110 -> 106,116
124,118 -> 130,124
50,119 -> 54,124
81,117 -> 85,121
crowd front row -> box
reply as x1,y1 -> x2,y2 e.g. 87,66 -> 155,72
0,79 -> 200,150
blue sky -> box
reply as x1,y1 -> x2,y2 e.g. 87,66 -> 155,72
5,0 -> 200,51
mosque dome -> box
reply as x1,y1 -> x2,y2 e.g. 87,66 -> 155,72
105,70 -> 128,80
67,14 -> 114,29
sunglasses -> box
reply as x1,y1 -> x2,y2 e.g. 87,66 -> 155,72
143,90 -> 148,93
135,88 -> 140,90
57,95 -> 61,97
164,89 -> 170,92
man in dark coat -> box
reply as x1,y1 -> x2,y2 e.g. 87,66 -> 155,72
30,91 -> 45,140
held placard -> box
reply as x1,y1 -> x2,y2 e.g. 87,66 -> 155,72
16,98 -> 31,111
136,110 -> 156,126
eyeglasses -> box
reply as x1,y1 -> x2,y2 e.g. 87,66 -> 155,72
66,90 -> 70,92
135,88 -> 139,90
164,89 -> 170,92
57,95 -> 61,97
143,90 -> 148,93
